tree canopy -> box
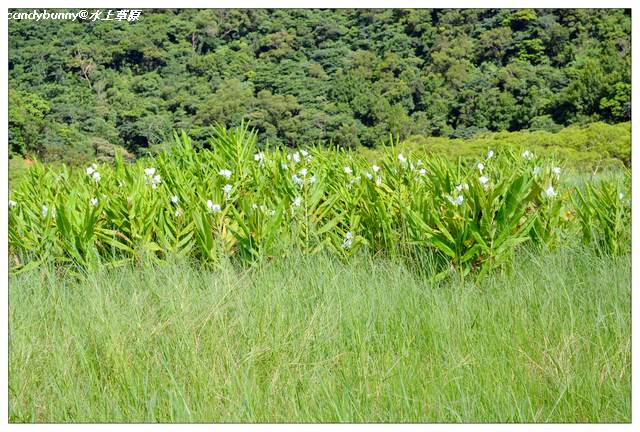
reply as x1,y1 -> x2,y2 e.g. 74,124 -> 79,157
8,8 -> 631,162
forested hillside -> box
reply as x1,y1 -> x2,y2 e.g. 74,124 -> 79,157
9,9 -> 631,162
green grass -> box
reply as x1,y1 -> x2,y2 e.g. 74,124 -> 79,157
9,246 -> 630,423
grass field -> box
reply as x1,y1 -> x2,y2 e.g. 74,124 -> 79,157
9,245 -> 630,423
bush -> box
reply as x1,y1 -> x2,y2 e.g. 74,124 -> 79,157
8,125 -> 630,278
401,121 -> 630,169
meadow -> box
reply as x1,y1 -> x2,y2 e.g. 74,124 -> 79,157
8,124 -> 631,422
9,248 -> 630,422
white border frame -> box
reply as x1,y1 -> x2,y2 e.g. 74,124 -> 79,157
1,1 -> 636,430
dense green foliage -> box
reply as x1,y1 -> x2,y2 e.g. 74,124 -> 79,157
10,248 -> 630,422
6,121 -> 631,194
399,121 -> 630,169
8,125 -> 630,278
9,9 -> 630,162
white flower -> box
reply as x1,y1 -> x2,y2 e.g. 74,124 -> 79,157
619,192 -> 625,200
541,186 -> 557,199
292,152 -> 301,163
375,176 -> 382,186
299,168 -> 308,177
365,172 -> 373,180
292,196 -> 302,207
281,162 -> 288,170
254,152 -> 265,163
300,149 -> 309,157
419,168 -> 427,176
446,194 -> 464,206
219,169 -> 232,179
486,150 -> 494,160
292,175 -> 303,186
342,238 -> 353,249
463,183 -> 469,190
223,184 -> 232,195
148,174 -> 162,189
552,167 -> 561,176
417,160 -> 423,167
8,200 -> 17,208
455,184 -> 463,192
479,176 -> 489,186
171,195 -> 179,204
344,166 -> 353,175
372,164 -> 381,173
398,153 -> 407,163
86,166 -> 95,175
252,203 -> 258,209
90,197 -> 99,207
477,162 -> 484,172
92,172 -> 101,182
175,209 -> 183,217
41,204 -> 49,217
207,200 -> 221,213
522,150 -> 532,159
309,175 -> 316,184
341,231 -> 354,249
533,166 -> 541,175
144,167 -> 156,176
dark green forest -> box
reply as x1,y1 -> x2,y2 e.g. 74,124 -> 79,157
8,8 -> 631,163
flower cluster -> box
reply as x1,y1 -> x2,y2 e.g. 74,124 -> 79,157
144,167 -> 162,189
446,194 -> 464,207
292,168 -> 316,187
541,186 -> 557,199
341,231 -> 354,249
41,204 -> 56,218
86,164 -> 101,182
287,149 -> 312,165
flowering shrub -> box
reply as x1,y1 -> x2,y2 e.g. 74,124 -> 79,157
8,124 -> 630,276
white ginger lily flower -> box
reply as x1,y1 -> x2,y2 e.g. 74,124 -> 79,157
541,186 -> 557,198
207,200 -> 221,213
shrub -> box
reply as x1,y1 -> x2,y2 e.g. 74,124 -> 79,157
8,124 -> 630,277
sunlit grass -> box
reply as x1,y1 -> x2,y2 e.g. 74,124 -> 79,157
9,246 -> 630,422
